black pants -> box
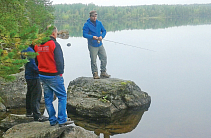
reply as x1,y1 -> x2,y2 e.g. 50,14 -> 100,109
26,79 -> 42,120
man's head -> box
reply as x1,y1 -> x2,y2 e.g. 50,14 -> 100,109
89,10 -> 97,22
47,25 -> 58,39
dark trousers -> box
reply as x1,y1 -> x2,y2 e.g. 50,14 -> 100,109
26,79 -> 42,120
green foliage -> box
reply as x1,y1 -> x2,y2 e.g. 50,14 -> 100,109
0,0 -> 55,81
54,3 -> 211,37
100,95 -> 110,103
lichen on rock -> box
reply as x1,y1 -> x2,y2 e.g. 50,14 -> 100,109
67,77 -> 151,118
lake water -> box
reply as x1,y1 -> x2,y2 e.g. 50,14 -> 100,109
57,24 -> 211,138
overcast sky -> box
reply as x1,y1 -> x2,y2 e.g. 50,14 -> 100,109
52,0 -> 211,6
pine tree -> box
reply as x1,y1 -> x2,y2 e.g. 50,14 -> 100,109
0,0 -> 55,81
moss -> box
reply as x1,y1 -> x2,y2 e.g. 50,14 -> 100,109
118,81 -> 133,94
120,82 -> 127,85
99,95 -> 110,103
101,91 -> 108,95
0,97 -> 4,103
120,81 -> 132,86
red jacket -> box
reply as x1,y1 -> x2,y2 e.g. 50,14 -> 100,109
34,36 -> 64,76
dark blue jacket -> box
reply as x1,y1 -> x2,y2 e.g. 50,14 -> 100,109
83,19 -> 106,47
22,46 -> 39,80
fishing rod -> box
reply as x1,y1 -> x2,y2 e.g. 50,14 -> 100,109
103,39 -> 156,52
67,39 -> 155,52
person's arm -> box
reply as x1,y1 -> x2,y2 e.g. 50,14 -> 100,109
29,58 -> 39,74
83,23 -> 93,39
101,22 -> 106,38
54,42 -> 64,75
27,47 -> 39,73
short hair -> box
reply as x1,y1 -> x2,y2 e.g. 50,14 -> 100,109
46,25 -> 57,33
89,10 -> 97,16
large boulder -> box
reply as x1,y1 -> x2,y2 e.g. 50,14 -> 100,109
0,71 -> 26,109
2,121 -> 98,138
67,77 -> 151,118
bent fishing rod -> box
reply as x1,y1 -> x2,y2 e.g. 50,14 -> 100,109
102,39 -> 156,52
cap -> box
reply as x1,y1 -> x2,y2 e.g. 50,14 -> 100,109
89,10 -> 97,16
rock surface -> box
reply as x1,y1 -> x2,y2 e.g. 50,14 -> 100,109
2,120 -> 98,138
1,114 -> 98,138
0,71 -> 45,110
0,114 -> 34,130
57,30 -> 69,39
0,102 -> 6,112
67,77 -> 151,118
0,71 -> 26,109
60,126 -> 98,138
3,121 -> 68,138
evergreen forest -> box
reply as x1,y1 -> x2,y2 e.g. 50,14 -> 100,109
54,3 -> 211,36
0,0 -> 54,81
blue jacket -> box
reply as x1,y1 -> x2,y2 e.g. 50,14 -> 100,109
21,46 -> 39,80
83,18 -> 106,47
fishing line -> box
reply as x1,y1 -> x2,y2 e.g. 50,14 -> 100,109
103,39 -> 156,52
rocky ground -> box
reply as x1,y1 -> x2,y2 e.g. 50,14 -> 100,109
0,73 -> 151,137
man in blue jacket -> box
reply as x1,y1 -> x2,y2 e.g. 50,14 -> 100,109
22,45 -> 48,122
83,10 -> 110,79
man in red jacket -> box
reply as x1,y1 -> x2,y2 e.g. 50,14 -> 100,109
34,26 -> 73,127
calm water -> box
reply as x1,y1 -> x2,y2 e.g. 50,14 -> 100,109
58,24 -> 211,138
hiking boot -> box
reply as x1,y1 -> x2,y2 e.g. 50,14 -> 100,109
34,116 -> 49,122
50,121 -> 58,126
93,72 -> 100,79
59,120 -> 74,127
100,72 -> 111,78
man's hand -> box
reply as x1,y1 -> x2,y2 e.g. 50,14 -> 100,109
93,36 -> 98,40
98,36 -> 102,41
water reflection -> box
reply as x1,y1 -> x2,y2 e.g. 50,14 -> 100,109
55,17 -> 211,37
68,108 -> 148,138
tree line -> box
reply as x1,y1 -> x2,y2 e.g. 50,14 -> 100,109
54,3 -> 211,21
0,0 -> 54,81
54,3 -> 211,37
53,3 -> 211,37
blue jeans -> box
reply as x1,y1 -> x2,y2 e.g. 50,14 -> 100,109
40,75 -> 67,125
